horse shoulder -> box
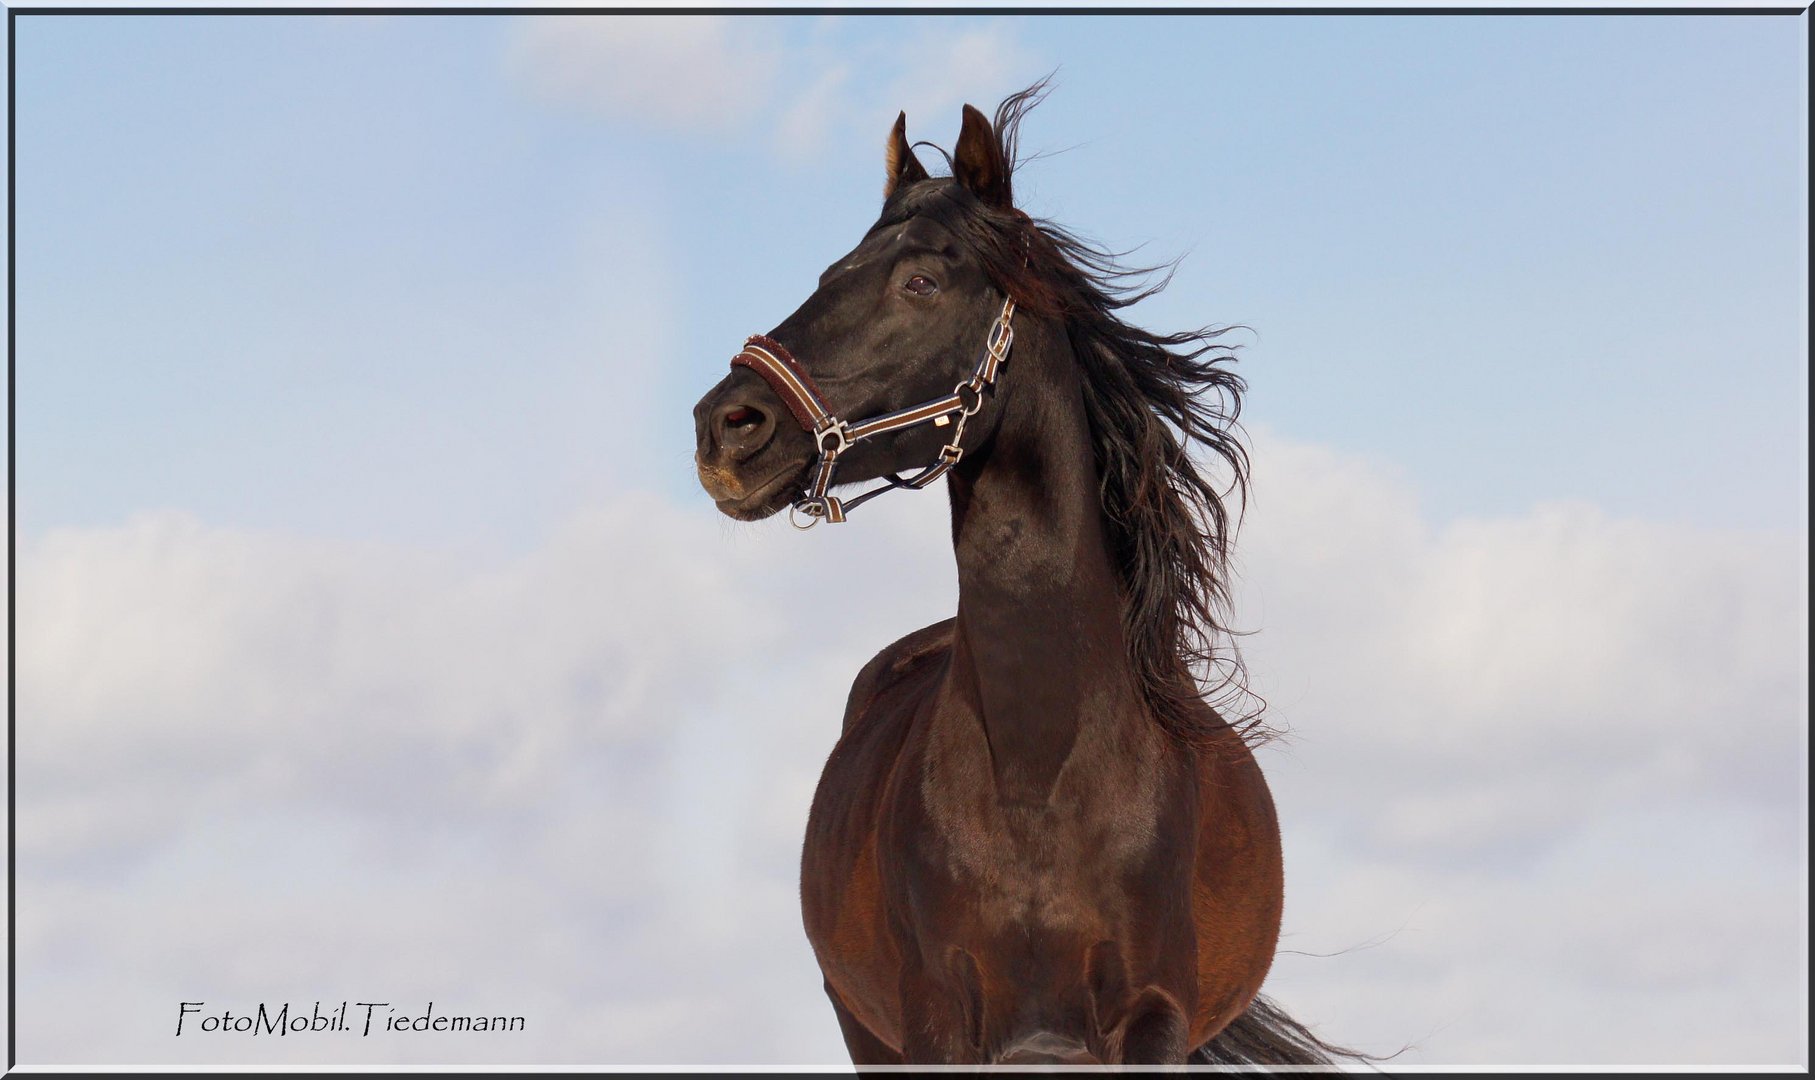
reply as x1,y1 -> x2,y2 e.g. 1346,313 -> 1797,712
809,619 -> 953,852
1184,704 -> 1285,1045
840,617 -> 956,735
803,618 -> 955,1055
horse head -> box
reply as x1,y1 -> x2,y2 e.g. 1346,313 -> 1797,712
692,106 -> 1032,525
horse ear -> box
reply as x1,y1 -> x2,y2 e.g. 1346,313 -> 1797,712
884,112 -> 930,200
952,103 -> 1011,209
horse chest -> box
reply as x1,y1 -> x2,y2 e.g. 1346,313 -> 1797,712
905,707 -> 1174,937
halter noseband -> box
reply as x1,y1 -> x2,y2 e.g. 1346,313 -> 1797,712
729,293 -> 1018,528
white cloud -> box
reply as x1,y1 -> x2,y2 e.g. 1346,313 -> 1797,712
12,431 -> 1807,1065
1235,428 -> 1805,841
504,15 -> 1043,161
14,490 -> 955,1064
505,16 -> 782,133
1232,428 -> 1806,1065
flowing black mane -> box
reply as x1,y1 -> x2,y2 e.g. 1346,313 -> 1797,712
880,83 -> 1263,749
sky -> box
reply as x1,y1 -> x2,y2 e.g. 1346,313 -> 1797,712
6,11 -> 1809,1068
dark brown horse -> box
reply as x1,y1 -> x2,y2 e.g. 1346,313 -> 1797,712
693,86 -> 1352,1066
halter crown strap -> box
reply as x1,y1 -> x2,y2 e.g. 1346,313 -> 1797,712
726,293 -> 1017,527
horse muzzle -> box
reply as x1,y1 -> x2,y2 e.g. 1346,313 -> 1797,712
693,369 -> 816,519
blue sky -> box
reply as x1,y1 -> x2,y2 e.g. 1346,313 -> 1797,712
8,12 -> 1808,1068
14,14 -> 1807,552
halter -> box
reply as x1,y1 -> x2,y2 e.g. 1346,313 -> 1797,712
730,293 -> 1017,528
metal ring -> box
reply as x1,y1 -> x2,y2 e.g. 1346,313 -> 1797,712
955,381 -> 986,416
788,501 -> 823,530
815,422 -> 850,456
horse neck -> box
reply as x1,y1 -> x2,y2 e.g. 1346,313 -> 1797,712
943,316 -> 1141,804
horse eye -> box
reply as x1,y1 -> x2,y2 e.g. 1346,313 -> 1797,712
903,274 -> 939,297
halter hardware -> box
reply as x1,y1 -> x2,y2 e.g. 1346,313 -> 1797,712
814,421 -> 851,456
730,294 -> 1018,528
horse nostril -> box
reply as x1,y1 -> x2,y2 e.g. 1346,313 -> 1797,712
712,399 -> 776,459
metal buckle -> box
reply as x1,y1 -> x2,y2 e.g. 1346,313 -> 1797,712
989,323 -> 1012,354
938,443 -> 964,465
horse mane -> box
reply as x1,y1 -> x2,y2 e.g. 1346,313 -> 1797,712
888,82 -> 1267,749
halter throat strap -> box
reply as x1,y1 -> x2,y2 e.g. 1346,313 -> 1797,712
729,293 -> 1018,527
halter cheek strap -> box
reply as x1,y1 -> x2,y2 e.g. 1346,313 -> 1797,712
729,294 -> 1018,527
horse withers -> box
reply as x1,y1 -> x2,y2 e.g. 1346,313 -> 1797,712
692,85 -> 1352,1067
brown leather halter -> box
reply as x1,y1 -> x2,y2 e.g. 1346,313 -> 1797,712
730,293 -> 1018,528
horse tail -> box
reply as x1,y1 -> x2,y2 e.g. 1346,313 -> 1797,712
1190,993 -> 1376,1067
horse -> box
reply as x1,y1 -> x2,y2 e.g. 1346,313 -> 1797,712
692,84 -> 1352,1066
